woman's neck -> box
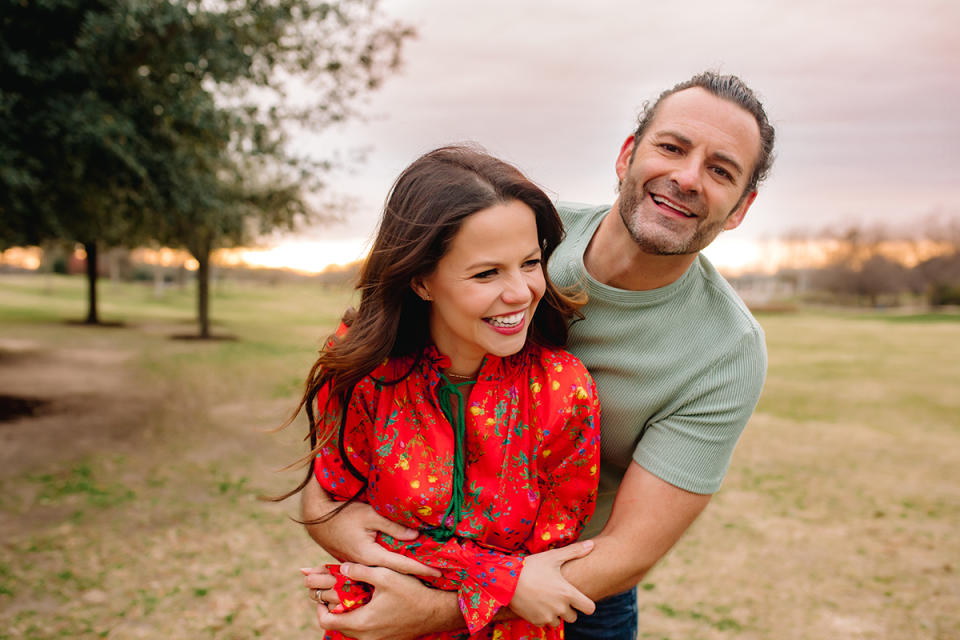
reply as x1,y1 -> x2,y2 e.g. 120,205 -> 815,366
431,342 -> 483,380
442,369 -> 477,383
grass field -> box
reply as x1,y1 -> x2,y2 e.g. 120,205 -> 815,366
0,274 -> 957,639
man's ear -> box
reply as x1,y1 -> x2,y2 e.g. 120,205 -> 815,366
724,190 -> 757,231
615,135 -> 637,183
411,278 -> 431,301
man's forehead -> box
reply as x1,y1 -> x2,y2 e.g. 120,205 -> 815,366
646,87 -> 761,168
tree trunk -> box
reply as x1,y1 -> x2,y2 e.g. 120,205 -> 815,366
84,241 -> 99,324
196,243 -> 211,338
153,263 -> 165,299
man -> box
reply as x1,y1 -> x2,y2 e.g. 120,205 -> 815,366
301,71 -> 775,640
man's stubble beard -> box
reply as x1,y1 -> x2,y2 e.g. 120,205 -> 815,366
617,172 -> 732,256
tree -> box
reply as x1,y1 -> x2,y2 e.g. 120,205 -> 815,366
803,223 -> 918,306
1,0 -> 163,323
1,0 -> 413,334
108,0 -> 415,337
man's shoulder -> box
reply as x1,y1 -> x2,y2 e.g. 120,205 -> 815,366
693,254 -> 765,343
555,201 -> 611,231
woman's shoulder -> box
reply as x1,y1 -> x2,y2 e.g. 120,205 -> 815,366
360,354 -> 417,389
518,344 -> 600,431
516,343 -> 595,386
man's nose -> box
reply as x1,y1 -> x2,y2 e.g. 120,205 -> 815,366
671,156 -> 702,193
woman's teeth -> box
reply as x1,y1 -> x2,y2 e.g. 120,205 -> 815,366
486,311 -> 524,327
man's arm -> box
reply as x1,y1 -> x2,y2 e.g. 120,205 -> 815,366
313,564 -> 465,640
306,462 -> 709,639
559,461 -> 710,599
300,477 -> 439,577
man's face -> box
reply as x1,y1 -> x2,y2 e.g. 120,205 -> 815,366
616,87 -> 761,256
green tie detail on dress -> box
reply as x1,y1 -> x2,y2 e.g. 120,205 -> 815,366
425,374 -> 474,542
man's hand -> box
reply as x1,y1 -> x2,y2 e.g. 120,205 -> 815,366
301,479 -> 439,577
313,563 -> 463,640
509,541 -> 596,626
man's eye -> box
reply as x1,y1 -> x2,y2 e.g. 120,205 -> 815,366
711,166 -> 733,181
660,143 -> 681,153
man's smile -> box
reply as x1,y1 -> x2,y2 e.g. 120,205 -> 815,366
650,193 -> 698,218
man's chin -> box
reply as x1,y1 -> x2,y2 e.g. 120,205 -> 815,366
627,223 -> 697,256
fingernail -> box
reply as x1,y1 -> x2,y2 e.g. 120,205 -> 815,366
331,604 -> 345,614
340,563 -> 351,577
300,567 -> 312,574
583,540 -> 594,549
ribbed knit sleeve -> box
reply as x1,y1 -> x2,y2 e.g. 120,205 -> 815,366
631,325 -> 767,494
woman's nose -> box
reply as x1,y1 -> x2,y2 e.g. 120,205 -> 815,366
500,271 -> 534,305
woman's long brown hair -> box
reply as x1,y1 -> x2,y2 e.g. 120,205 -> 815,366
274,145 -> 584,504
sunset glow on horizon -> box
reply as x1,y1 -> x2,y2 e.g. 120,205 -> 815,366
220,238 -> 370,274
5,235 -> 953,278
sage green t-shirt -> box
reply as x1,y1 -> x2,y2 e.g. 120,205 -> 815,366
551,203 -> 767,537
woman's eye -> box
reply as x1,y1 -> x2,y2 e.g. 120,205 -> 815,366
522,258 -> 542,269
472,269 -> 497,279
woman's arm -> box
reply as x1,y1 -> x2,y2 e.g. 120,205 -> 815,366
306,373 -> 441,577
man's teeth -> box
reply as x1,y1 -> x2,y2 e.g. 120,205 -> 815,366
652,195 -> 696,217
486,311 -> 524,327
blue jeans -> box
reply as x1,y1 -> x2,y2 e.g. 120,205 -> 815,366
565,587 -> 638,640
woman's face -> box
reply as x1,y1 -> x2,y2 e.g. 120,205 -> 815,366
414,199 -> 546,376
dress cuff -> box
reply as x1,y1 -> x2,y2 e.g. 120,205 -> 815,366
456,552 -> 523,633
326,564 -> 373,611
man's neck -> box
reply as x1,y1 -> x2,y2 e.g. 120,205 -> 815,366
583,205 -> 698,291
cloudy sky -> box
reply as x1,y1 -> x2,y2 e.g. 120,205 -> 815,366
268,0 -> 960,271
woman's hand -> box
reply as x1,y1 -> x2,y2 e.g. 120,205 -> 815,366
509,541 -> 596,626
302,565 -> 345,612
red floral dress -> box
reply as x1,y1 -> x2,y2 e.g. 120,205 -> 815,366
313,343 -> 600,640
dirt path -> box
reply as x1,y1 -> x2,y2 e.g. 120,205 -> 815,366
0,337 -> 154,481
0,331 -> 325,638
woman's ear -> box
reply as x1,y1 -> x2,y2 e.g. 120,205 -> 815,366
411,278 -> 431,301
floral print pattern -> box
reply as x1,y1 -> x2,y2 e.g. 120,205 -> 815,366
314,343 -> 600,640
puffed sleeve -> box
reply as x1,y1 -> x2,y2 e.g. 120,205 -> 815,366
526,355 -> 601,554
312,379 -> 374,502
312,380 -> 379,613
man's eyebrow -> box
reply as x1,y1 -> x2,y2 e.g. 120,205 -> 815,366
711,151 -> 744,177
655,130 -> 693,148
655,130 -> 745,177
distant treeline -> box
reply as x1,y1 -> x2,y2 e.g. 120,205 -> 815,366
16,212 -> 960,311
731,215 -> 960,309
26,245 -> 363,289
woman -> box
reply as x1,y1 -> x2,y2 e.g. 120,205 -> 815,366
285,146 -> 600,639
